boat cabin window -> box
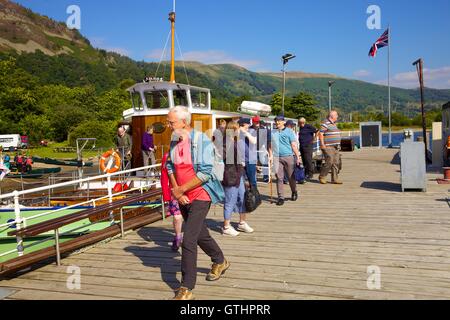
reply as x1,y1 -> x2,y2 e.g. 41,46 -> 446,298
173,89 -> 188,107
191,90 -> 208,109
144,91 -> 170,109
131,92 -> 143,111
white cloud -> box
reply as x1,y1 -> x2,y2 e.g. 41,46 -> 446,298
146,49 -> 261,69
353,69 -> 371,77
376,66 -> 450,89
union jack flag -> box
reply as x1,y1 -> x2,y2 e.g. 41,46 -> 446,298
369,28 -> 389,57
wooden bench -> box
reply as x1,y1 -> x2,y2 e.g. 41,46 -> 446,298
1,189 -> 163,277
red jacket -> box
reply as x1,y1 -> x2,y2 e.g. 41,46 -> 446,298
161,153 -> 171,202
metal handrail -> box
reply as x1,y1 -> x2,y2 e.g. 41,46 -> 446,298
0,163 -> 162,259
0,164 -> 161,200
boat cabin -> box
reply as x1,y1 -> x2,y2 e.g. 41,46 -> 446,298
124,80 -> 242,167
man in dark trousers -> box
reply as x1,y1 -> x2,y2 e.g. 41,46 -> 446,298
166,106 -> 228,300
298,118 -> 319,181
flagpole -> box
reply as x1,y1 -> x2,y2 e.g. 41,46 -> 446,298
388,25 -> 392,148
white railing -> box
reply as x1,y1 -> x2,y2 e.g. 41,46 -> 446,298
0,164 -> 162,260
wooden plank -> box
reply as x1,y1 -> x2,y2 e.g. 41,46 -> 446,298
7,288 -> 124,300
29,259 -> 450,296
56,255 -> 450,283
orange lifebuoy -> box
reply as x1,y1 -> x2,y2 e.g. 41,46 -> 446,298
100,150 -> 121,174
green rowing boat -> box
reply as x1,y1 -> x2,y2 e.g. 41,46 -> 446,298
32,156 -> 94,167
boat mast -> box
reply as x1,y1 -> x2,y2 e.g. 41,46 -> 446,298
169,0 -> 176,83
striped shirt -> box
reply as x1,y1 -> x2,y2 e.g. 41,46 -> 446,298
320,118 -> 341,147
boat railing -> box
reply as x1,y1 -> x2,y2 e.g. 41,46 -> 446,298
0,164 -> 162,260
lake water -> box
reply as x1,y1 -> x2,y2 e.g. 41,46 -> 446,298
346,131 -> 432,148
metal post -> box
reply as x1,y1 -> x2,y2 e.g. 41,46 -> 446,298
282,64 -> 286,116
388,26 -> 392,148
13,191 -> 24,256
76,139 -> 81,183
329,85 -> 331,113
328,81 -> 335,113
120,208 -> 125,238
414,58 -> 428,161
107,175 -> 114,224
48,176 -> 51,207
55,229 -> 61,266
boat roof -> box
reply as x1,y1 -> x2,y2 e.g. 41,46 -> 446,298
127,81 -> 210,93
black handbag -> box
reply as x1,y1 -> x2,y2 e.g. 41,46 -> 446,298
244,185 -> 262,213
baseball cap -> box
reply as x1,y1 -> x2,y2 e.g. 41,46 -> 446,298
252,116 -> 261,124
238,118 -> 251,125
274,115 -> 285,122
286,120 -> 295,127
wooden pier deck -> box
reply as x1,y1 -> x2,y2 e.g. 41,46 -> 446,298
1,148 -> 450,300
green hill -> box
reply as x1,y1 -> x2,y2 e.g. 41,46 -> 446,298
1,0 -> 450,117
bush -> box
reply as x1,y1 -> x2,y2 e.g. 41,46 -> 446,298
68,120 -> 116,148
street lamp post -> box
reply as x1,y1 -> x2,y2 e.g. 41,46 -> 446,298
413,58 -> 428,162
328,81 -> 335,113
281,53 -> 296,116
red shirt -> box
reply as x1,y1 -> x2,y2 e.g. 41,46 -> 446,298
173,137 -> 210,203
160,153 -> 171,202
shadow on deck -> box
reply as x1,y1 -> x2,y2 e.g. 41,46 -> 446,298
360,181 -> 402,192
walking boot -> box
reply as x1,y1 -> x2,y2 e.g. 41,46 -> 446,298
206,259 -> 230,281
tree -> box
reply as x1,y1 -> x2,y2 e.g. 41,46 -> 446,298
0,58 -> 40,134
119,79 -> 136,90
68,120 -> 116,148
391,112 -> 411,127
270,93 -> 286,116
288,92 -> 320,121
231,95 -> 252,113
95,88 -> 131,121
49,104 -> 94,142
19,115 -> 52,145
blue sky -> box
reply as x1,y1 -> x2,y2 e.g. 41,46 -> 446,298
13,0 -> 450,89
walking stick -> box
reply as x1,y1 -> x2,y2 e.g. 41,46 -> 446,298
269,158 -> 273,203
